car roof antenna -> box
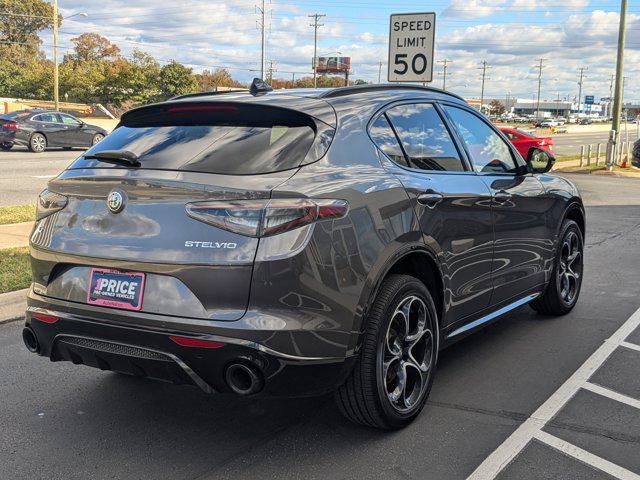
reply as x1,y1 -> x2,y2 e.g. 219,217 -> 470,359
250,77 -> 273,96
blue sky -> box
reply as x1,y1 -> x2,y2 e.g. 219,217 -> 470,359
42,0 -> 639,102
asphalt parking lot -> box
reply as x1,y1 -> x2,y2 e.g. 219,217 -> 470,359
1,172 -> 639,479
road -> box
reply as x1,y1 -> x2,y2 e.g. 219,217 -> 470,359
551,131 -> 611,155
1,173 -> 639,479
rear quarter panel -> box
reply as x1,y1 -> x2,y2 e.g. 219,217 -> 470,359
246,109 -> 420,359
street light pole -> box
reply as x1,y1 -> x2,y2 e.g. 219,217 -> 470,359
53,0 -> 59,111
607,0 -> 627,169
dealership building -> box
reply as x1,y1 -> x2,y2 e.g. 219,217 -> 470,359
509,99 -> 604,117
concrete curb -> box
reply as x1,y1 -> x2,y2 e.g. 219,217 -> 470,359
0,288 -> 27,324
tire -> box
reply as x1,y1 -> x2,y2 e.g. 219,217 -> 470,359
0,142 -> 13,151
29,133 -> 47,153
91,133 -> 104,146
335,274 -> 438,429
530,219 -> 583,315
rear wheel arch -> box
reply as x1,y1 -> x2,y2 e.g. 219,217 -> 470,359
355,246 -> 445,351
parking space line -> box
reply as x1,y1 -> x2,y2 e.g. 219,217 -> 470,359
582,382 -> 640,410
621,341 -> 640,352
467,305 -> 640,480
533,431 -> 640,480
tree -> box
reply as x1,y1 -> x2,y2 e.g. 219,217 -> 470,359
0,0 -> 55,45
158,61 -> 198,98
489,99 -> 506,116
65,33 -> 120,63
196,68 -> 243,91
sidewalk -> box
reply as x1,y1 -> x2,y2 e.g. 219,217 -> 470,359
0,222 -> 33,249
0,288 -> 27,324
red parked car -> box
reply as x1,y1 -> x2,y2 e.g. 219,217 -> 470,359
500,127 -> 554,160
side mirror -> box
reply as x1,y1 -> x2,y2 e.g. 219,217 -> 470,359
527,148 -> 555,174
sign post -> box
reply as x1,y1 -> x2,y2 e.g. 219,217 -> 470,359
388,12 -> 436,83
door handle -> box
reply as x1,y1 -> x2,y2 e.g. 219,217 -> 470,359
417,191 -> 444,208
493,190 -> 512,204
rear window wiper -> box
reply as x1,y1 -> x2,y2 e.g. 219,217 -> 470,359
84,150 -> 140,167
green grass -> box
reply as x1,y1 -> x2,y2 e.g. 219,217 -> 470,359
555,154 -> 583,163
0,247 -> 31,294
0,205 -> 36,225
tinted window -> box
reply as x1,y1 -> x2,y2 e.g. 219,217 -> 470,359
60,114 -> 81,125
369,114 -> 406,165
445,106 -> 517,173
33,113 -> 59,123
70,103 -> 326,175
385,104 -> 464,171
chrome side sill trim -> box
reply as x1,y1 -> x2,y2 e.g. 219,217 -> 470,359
446,293 -> 539,339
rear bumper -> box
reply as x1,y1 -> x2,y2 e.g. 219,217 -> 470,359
25,290 -> 354,397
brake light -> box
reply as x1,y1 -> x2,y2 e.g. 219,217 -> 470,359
185,198 -> 348,237
167,105 -> 238,113
2,122 -> 18,130
169,336 -> 225,349
32,313 -> 58,324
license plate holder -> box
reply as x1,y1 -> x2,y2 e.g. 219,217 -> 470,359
87,268 -> 145,311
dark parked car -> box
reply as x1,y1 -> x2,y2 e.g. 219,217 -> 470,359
633,138 -> 640,167
0,109 -> 107,152
23,82 -> 585,429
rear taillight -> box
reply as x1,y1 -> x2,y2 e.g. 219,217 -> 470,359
36,189 -> 68,221
169,336 -> 225,349
32,313 -> 58,324
185,198 -> 348,237
2,122 -> 18,130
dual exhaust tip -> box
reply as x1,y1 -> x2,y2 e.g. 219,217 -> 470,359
23,326 -> 264,395
225,362 -> 264,395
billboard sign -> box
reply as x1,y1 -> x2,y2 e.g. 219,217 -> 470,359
388,12 -> 436,82
585,95 -> 595,104
316,57 -> 351,74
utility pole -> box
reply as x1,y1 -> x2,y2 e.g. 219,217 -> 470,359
607,0 -> 627,169
534,58 -> 545,123
577,66 -> 588,116
52,0 -> 59,111
256,0 -> 267,80
437,59 -> 451,90
291,72 -> 296,87
479,61 -> 490,114
378,61 -> 383,83
266,60 -> 276,83
308,13 -> 325,88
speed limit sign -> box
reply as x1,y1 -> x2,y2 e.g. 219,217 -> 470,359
388,12 -> 436,83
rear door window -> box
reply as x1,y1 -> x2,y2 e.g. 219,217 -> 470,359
72,103 -> 325,175
33,113 -> 59,123
384,104 -> 465,172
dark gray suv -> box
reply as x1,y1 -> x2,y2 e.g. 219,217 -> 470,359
23,83 -> 585,429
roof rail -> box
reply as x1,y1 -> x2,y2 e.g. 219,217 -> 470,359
319,83 -> 465,101
169,89 -> 248,101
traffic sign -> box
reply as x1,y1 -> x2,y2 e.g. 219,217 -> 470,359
388,12 -> 436,83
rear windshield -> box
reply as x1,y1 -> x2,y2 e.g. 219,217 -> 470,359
70,103 -> 325,175
1,111 -> 34,120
